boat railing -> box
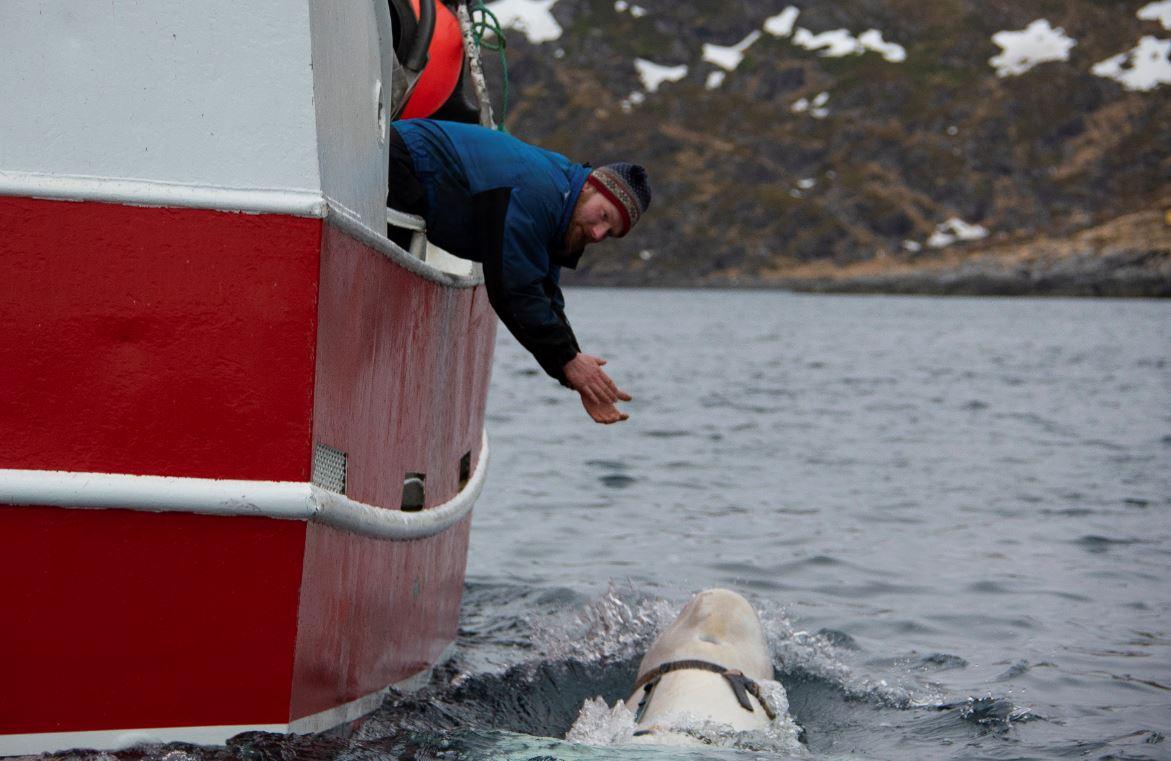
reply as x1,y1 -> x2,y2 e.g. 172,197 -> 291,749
386,207 -> 429,260
0,432 -> 490,542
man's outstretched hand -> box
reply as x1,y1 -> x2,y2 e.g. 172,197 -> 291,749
563,353 -> 632,424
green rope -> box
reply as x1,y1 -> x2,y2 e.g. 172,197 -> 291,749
469,0 -> 509,129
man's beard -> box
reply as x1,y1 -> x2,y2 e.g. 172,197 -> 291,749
555,227 -> 588,268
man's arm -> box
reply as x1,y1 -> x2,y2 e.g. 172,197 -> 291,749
475,188 -> 580,381
473,189 -> 631,423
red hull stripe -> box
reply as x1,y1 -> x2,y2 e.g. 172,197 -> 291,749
0,432 -> 488,541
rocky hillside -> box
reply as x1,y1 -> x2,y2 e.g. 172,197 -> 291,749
477,0 -> 1170,294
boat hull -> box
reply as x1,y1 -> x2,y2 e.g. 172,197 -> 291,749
0,195 -> 496,752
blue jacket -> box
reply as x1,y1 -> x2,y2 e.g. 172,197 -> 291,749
392,119 -> 592,385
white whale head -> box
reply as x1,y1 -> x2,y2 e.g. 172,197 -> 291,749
565,589 -> 802,751
635,588 -> 773,682
624,589 -> 781,744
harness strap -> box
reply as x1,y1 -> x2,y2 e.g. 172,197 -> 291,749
633,659 -> 777,721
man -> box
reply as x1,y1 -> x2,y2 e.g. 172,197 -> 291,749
387,119 -> 651,424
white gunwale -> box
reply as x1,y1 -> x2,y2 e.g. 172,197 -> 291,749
326,201 -> 483,288
0,431 -> 489,542
0,169 -> 329,217
0,172 -> 483,289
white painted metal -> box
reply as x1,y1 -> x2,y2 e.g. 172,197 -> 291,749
286,685 -> 389,735
0,1 -> 405,237
330,203 -> 484,287
308,1 -> 395,231
424,243 -> 477,277
0,724 -> 288,757
0,432 -> 490,541
0,1 -> 320,205
386,208 -> 428,231
386,207 -> 430,259
0,470 -> 317,520
0,171 -> 327,216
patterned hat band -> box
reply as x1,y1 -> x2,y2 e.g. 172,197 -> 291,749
587,169 -> 641,236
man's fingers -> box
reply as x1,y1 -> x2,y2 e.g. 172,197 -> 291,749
584,385 -> 618,407
602,409 -> 629,424
616,389 -> 633,402
581,396 -> 629,424
585,403 -> 612,424
575,377 -> 617,405
589,367 -> 619,401
597,409 -> 621,424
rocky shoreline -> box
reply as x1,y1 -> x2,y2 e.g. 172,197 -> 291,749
771,249 -> 1170,297
764,208 -> 1171,297
567,209 -> 1171,298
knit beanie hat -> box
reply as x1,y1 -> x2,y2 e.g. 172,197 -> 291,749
586,163 -> 652,236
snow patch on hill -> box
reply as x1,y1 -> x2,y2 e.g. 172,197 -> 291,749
791,27 -> 907,62
1092,35 -> 1171,90
634,59 -> 687,93
990,19 -> 1076,77
764,7 -> 800,38
791,91 -> 830,119
929,218 -> 989,248
486,0 -> 562,44
614,1 -> 647,18
1138,1 -> 1171,30
703,31 -> 763,71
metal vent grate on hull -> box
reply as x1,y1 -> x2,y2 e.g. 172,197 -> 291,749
312,443 -> 347,494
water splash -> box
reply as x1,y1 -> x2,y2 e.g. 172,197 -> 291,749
758,600 -> 940,709
535,585 -> 944,712
947,695 -> 1037,728
565,680 -> 806,755
532,582 -> 676,662
565,696 -> 639,745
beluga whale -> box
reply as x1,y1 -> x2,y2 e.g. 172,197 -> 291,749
567,588 -> 802,750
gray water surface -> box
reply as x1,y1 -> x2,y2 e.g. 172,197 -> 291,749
463,289 -> 1170,759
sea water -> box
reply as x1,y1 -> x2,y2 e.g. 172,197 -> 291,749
61,290 -> 1171,760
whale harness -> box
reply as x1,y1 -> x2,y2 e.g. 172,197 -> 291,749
632,658 -> 777,731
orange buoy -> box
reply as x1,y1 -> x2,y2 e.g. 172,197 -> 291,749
401,0 -> 464,119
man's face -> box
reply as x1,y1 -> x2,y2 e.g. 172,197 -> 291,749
563,186 -> 625,258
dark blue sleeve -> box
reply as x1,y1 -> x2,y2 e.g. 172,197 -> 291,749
475,188 -> 580,386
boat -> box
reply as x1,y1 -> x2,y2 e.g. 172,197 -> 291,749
0,1 -> 494,753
